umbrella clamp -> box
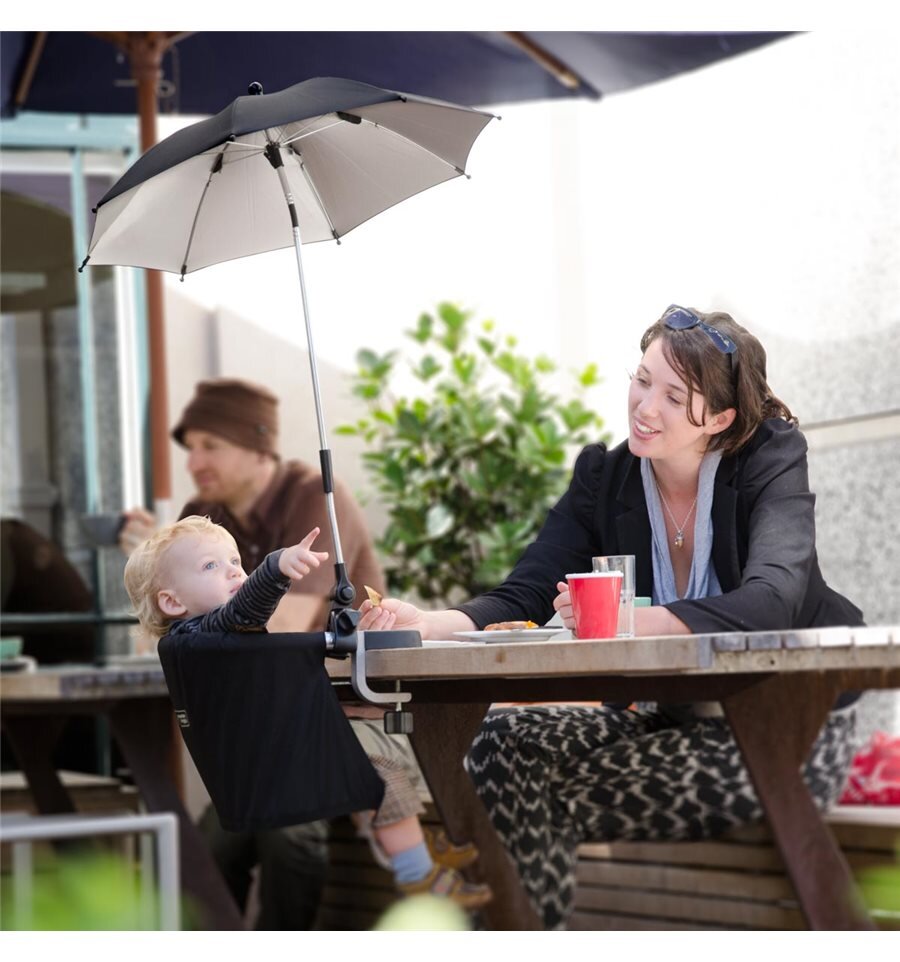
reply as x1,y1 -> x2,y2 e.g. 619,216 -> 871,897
326,606 -> 420,722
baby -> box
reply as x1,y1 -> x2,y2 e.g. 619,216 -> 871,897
124,515 -> 490,910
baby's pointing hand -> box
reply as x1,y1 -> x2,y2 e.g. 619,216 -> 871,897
279,527 -> 329,581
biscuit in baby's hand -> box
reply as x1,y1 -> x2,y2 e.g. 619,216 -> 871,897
364,585 -> 383,606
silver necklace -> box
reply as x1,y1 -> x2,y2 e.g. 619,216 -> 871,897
655,481 -> 698,550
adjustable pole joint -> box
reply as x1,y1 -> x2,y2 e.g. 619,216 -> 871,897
330,562 -> 356,611
319,449 -> 334,493
264,142 -> 284,169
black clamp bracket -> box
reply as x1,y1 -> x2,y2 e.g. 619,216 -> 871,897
326,607 -> 421,733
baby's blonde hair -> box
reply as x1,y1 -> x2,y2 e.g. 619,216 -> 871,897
123,515 -> 238,639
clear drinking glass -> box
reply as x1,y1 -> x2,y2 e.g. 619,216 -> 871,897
592,555 -> 636,638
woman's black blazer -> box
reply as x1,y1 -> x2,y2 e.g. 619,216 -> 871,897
457,419 -> 864,633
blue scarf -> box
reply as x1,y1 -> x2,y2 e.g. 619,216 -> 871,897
640,450 -> 723,604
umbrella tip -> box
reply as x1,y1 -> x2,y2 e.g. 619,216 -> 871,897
248,82 -> 264,96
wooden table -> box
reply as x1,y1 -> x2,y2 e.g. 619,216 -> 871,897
0,661 -> 244,930
330,625 -> 900,930
6,627 -> 896,931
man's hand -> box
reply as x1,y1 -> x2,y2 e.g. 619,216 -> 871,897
279,527 -> 329,581
118,508 -> 158,556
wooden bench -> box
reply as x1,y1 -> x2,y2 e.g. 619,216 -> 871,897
315,806 -> 446,931
315,805 -> 899,930
0,770 -> 140,818
571,806 -> 900,931
0,770 -> 142,874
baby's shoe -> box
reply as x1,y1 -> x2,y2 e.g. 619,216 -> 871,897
424,825 -> 479,870
397,864 -> 493,910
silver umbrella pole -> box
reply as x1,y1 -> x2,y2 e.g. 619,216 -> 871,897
265,142 -> 356,614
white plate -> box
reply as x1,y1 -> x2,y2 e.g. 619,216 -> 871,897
0,655 -> 37,673
452,628 -> 565,644
104,653 -> 161,666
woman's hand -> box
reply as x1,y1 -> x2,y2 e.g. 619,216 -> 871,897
553,581 -> 577,633
358,597 -> 428,634
554,582 -> 692,638
634,605 -> 691,636
357,598 -> 477,641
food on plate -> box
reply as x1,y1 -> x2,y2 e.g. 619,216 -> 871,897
364,585 -> 383,605
484,620 -> 538,631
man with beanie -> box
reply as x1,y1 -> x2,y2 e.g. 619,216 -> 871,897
119,377 -> 391,928
121,378 -> 384,634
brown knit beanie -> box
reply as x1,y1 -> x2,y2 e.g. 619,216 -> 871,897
172,379 -> 279,457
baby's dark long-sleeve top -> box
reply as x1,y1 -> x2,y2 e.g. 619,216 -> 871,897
167,550 -> 289,636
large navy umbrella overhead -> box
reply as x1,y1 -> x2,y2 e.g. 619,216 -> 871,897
2,31 -> 793,117
2,30 -> 791,510
83,77 -> 496,627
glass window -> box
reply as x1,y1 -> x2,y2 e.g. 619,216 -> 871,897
1,143 -> 141,678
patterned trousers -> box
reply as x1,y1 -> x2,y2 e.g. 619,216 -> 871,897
466,703 -> 857,929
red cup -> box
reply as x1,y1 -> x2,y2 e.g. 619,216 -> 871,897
567,571 -> 623,639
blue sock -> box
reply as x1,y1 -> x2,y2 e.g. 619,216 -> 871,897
391,841 -> 433,884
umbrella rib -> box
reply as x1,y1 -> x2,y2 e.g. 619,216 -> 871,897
288,150 -> 342,242
215,149 -> 264,170
355,117 -> 468,177
280,118 -> 346,148
225,140 -> 266,151
277,116 -> 335,146
179,146 -> 229,279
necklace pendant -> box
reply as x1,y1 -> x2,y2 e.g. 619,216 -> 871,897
674,531 -> 685,549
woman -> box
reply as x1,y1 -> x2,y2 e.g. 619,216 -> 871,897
359,306 -> 863,928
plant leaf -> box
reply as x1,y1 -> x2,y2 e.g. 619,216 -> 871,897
425,504 -> 455,539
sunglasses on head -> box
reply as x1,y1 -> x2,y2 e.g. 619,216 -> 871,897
662,305 -> 738,359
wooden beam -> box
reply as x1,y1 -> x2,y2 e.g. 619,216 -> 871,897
13,31 -> 48,109
89,32 -> 192,506
503,33 -> 585,91
410,702 -> 542,930
723,674 -> 875,930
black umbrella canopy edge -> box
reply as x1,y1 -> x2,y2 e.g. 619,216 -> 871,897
94,76 -> 496,210
86,111 -> 496,274
533,31 -> 797,97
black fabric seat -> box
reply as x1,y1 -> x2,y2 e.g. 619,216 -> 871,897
158,630 -> 384,831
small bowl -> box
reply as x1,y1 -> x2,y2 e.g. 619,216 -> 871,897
80,512 -> 126,546
1,637 -> 24,661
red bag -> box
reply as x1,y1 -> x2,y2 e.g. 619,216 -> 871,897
839,731 -> 900,806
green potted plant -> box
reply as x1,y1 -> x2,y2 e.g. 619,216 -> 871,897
338,302 -> 608,603
0,851 -> 196,930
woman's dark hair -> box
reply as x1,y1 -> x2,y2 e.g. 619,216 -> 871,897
640,308 -> 796,457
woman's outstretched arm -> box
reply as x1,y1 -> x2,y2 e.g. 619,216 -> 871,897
358,598 -> 477,641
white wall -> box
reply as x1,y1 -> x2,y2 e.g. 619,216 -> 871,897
160,30 -> 900,636
162,30 -> 898,430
